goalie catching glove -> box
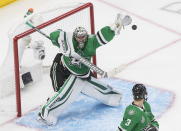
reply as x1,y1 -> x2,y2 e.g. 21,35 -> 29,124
111,13 -> 132,34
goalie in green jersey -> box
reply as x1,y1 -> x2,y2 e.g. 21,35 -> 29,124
117,84 -> 159,131
38,14 -> 132,125
37,13 -> 132,126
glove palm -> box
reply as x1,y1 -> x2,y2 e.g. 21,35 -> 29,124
111,13 -> 132,34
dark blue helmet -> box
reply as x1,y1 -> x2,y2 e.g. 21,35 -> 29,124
132,84 -> 148,100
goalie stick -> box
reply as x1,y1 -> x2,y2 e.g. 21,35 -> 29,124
26,22 -> 127,77
107,64 -> 127,77
79,57 -> 107,77
26,22 -> 52,40
42,60 -> 127,77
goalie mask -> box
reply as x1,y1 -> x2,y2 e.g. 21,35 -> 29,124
132,84 -> 148,101
73,27 -> 88,49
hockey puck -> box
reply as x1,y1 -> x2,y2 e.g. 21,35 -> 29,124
132,25 -> 137,30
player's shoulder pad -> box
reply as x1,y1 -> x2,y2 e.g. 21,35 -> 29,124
125,105 -> 140,117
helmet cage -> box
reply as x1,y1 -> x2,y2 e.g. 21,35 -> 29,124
73,27 -> 88,47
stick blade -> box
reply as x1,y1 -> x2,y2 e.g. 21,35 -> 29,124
107,64 -> 128,77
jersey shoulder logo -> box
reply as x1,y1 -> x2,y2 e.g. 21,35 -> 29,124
128,109 -> 135,115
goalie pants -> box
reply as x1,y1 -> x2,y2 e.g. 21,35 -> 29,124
40,75 -> 122,123
50,53 -> 71,92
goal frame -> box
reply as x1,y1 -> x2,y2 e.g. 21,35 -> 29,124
13,2 -> 96,117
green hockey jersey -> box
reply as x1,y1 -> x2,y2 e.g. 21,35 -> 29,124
118,101 -> 159,131
49,26 -> 115,76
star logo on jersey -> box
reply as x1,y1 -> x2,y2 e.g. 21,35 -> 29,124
70,58 -> 81,68
128,110 -> 135,115
141,116 -> 145,123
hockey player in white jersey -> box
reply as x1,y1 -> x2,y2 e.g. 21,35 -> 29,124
37,13 -> 132,125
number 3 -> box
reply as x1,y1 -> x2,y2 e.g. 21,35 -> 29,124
125,119 -> 131,126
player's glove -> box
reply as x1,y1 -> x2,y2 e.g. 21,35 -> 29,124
111,13 -> 132,35
143,125 -> 159,131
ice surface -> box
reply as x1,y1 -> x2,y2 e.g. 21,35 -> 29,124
15,78 -> 174,131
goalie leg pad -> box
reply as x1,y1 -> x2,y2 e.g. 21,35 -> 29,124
39,75 -> 84,125
81,77 -> 122,106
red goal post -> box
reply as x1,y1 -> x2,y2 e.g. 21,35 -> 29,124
13,2 -> 96,117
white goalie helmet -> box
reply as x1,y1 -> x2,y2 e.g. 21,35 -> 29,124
73,26 -> 88,48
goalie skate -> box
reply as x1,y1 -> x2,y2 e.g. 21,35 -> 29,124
37,112 -> 57,126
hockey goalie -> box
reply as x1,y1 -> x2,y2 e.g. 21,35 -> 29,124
24,12 -> 133,125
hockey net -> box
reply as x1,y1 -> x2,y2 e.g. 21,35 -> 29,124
0,2 -> 95,118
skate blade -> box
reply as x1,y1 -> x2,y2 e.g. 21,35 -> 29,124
36,116 -> 53,126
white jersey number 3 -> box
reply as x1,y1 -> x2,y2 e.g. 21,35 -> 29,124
125,119 -> 131,126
